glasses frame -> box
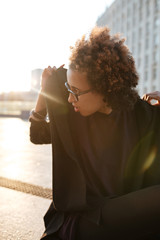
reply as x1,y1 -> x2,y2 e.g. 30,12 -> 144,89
65,82 -> 92,101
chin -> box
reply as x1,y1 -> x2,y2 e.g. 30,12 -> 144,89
79,111 -> 95,117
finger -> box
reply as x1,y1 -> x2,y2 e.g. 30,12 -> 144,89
59,64 -> 65,68
46,68 -> 52,73
157,100 -> 160,105
44,67 -> 51,71
142,94 -> 145,100
142,94 -> 150,101
142,95 -> 153,105
143,94 -> 157,101
144,92 -> 160,99
52,66 -> 57,71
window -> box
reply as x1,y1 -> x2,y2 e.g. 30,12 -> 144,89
139,0 -> 143,8
127,7 -> 130,18
154,0 -> 160,12
122,13 -> 125,22
132,46 -> 135,55
145,55 -> 149,67
127,20 -> 130,30
132,31 -> 135,41
133,16 -> 136,27
139,8 -> 143,21
122,0 -> 125,7
144,71 -> 148,81
154,34 -> 159,47
154,16 -> 160,28
112,9 -> 115,19
121,14 -> 125,32
153,51 -> 158,63
152,68 -> 157,80
132,3 -> 137,27
143,87 -> 148,94
152,85 -> 156,92
138,58 -> 141,67
138,42 -> 141,52
146,0 -> 150,15
139,27 -> 142,38
146,22 -> 150,35
155,0 -> 160,8
145,38 -> 149,49
133,3 -> 137,13
117,17 -> 120,29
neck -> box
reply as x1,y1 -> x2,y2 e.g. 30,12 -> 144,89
99,105 -> 112,115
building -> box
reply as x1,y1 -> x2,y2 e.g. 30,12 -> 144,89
97,0 -> 160,96
31,68 -> 43,92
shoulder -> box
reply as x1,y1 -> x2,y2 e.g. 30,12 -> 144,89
134,98 -> 160,115
133,98 -> 160,130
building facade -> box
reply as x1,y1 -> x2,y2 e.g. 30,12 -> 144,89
97,0 -> 160,96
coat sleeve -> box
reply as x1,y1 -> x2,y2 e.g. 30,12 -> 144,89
44,67 -> 87,212
29,119 -> 51,144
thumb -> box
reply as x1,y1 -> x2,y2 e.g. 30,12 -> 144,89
59,64 -> 65,68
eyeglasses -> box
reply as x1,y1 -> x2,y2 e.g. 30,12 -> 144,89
65,82 -> 92,102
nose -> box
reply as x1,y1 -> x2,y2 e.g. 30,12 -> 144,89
68,93 -> 76,103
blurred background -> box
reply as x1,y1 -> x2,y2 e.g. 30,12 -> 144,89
0,0 -> 159,117
0,0 -> 159,239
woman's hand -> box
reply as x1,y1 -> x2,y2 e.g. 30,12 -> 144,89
33,64 -> 64,114
41,64 -> 65,91
41,66 -> 57,91
142,91 -> 160,105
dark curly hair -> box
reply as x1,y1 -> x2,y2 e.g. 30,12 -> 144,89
69,26 -> 139,110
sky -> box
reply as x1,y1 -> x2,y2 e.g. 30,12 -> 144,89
0,0 -> 114,92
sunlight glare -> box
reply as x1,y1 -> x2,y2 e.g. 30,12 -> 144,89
1,118 -> 28,149
0,0 -> 114,92
3,164 -> 21,179
0,118 -> 29,178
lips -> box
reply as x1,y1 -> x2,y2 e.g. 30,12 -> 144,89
74,106 -> 79,112
72,105 -> 79,112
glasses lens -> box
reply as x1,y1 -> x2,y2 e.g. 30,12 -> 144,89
65,82 -> 78,101
65,82 -> 70,90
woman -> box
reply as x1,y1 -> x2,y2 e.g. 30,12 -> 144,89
29,26 -> 160,240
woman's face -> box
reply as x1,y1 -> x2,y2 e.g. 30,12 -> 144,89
66,69 -> 112,116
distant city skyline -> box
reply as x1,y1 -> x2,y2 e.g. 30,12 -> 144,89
0,0 -> 114,92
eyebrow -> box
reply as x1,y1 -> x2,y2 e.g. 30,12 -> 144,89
68,83 -> 80,91
71,86 -> 80,91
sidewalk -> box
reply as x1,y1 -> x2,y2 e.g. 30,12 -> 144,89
0,186 -> 51,240
0,118 -> 52,240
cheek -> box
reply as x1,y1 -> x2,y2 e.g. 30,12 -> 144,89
79,95 -> 104,115
89,94 -> 104,108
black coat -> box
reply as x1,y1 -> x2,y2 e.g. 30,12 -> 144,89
30,67 -> 160,238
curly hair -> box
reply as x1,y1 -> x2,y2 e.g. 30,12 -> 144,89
69,26 -> 139,110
